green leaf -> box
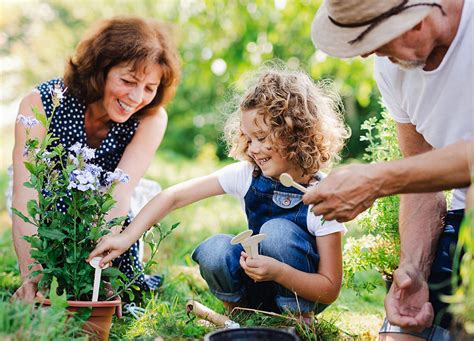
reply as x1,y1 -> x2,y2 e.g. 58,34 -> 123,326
88,226 -> 101,241
102,267 -> 124,278
49,277 -> 68,312
24,161 -> 36,174
24,181 -> 35,189
101,198 -> 116,212
12,208 -> 35,225
32,106 -> 48,127
26,200 -> 39,219
38,227 -> 67,241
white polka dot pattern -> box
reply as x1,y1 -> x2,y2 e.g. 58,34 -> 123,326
36,79 -> 161,291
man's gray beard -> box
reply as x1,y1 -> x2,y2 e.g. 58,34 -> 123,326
392,57 -> 426,70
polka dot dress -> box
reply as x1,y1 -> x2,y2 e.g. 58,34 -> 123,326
37,78 -> 162,291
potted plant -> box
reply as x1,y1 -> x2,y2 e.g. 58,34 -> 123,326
343,109 -> 401,294
13,84 -> 131,339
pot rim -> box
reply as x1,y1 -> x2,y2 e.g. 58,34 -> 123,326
40,298 -> 121,307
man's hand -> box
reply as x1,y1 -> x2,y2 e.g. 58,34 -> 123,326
385,265 -> 434,332
303,164 -> 382,222
11,279 -> 38,303
239,252 -> 283,282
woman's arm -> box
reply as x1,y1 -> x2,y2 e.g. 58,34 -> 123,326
105,108 -> 168,221
241,232 -> 343,304
11,90 -> 47,301
88,173 -> 226,266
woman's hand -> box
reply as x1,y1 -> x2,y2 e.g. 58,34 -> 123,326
87,232 -> 132,268
239,251 -> 284,282
11,279 -> 38,303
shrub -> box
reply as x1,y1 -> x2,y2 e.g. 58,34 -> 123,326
12,84 -> 130,301
343,108 -> 401,294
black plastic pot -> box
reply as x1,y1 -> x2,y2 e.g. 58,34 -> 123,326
204,327 -> 299,341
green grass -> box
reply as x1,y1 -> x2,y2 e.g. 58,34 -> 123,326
0,154 -> 385,340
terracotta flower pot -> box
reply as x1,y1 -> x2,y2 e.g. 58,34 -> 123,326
41,298 -> 122,340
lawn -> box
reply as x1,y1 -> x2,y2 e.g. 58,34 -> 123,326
0,150 -> 386,340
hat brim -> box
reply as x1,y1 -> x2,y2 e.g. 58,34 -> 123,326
311,0 -> 439,58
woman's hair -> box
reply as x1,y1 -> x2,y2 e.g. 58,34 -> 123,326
64,16 -> 180,117
224,67 -> 350,176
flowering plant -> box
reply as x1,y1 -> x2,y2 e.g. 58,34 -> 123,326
343,109 -> 401,294
13,84 -> 130,300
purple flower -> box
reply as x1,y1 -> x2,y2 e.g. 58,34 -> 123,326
17,114 -> 39,129
69,154 -> 80,167
85,164 -> 103,176
77,183 -> 95,191
81,146 -> 96,161
105,168 -> 130,185
49,83 -> 67,102
69,142 -> 82,155
68,168 -> 99,192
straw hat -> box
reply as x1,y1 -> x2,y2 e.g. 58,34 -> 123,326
311,0 -> 442,58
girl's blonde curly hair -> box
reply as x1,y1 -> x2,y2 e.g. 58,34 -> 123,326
224,67 -> 350,176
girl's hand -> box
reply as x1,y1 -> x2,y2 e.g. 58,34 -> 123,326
239,251 -> 284,282
86,233 -> 131,268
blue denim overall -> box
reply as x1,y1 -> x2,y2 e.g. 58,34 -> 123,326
192,171 -> 326,313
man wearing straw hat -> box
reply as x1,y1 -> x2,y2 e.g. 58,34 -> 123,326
306,0 -> 472,340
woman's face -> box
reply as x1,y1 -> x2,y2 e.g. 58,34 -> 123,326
100,61 -> 162,123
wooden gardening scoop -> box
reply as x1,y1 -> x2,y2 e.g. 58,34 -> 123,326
186,299 -> 240,328
230,230 -> 266,258
280,172 -> 326,224
279,173 -> 307,193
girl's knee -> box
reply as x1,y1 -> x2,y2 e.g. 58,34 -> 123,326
259,219 -> 304,255
192,234 -> 240,272
260,218 -> 298,243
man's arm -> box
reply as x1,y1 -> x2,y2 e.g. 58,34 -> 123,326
396,123 -> 447,277
304,138 -> 471,222
384,122 -> 446,330
378,138 -> 471,194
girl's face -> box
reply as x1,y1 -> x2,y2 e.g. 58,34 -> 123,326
99,61 -> 162,123
241,109 -> 307,182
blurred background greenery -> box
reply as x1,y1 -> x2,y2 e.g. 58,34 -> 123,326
0,0 -> 382,162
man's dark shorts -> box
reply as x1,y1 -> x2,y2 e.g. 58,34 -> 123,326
429,209 -> 464,328
380,209 -> 464,339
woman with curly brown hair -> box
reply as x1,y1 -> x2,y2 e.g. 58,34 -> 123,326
12,16 -> 180,301
88,67 -> 350,320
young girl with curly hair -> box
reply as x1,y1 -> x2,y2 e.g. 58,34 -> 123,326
89,67 -> 350,319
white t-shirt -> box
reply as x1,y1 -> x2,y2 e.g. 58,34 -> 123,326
374,0 -> 474,210
214,161 -> 346,237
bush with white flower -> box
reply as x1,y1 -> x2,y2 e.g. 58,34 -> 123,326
13,84 -> 130,300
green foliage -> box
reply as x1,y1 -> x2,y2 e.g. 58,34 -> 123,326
0,0 -> 382,160
0,294 -> 85,340
343,109 -> 401,294
13,91 -> 129,301
109,222 -> 180,302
